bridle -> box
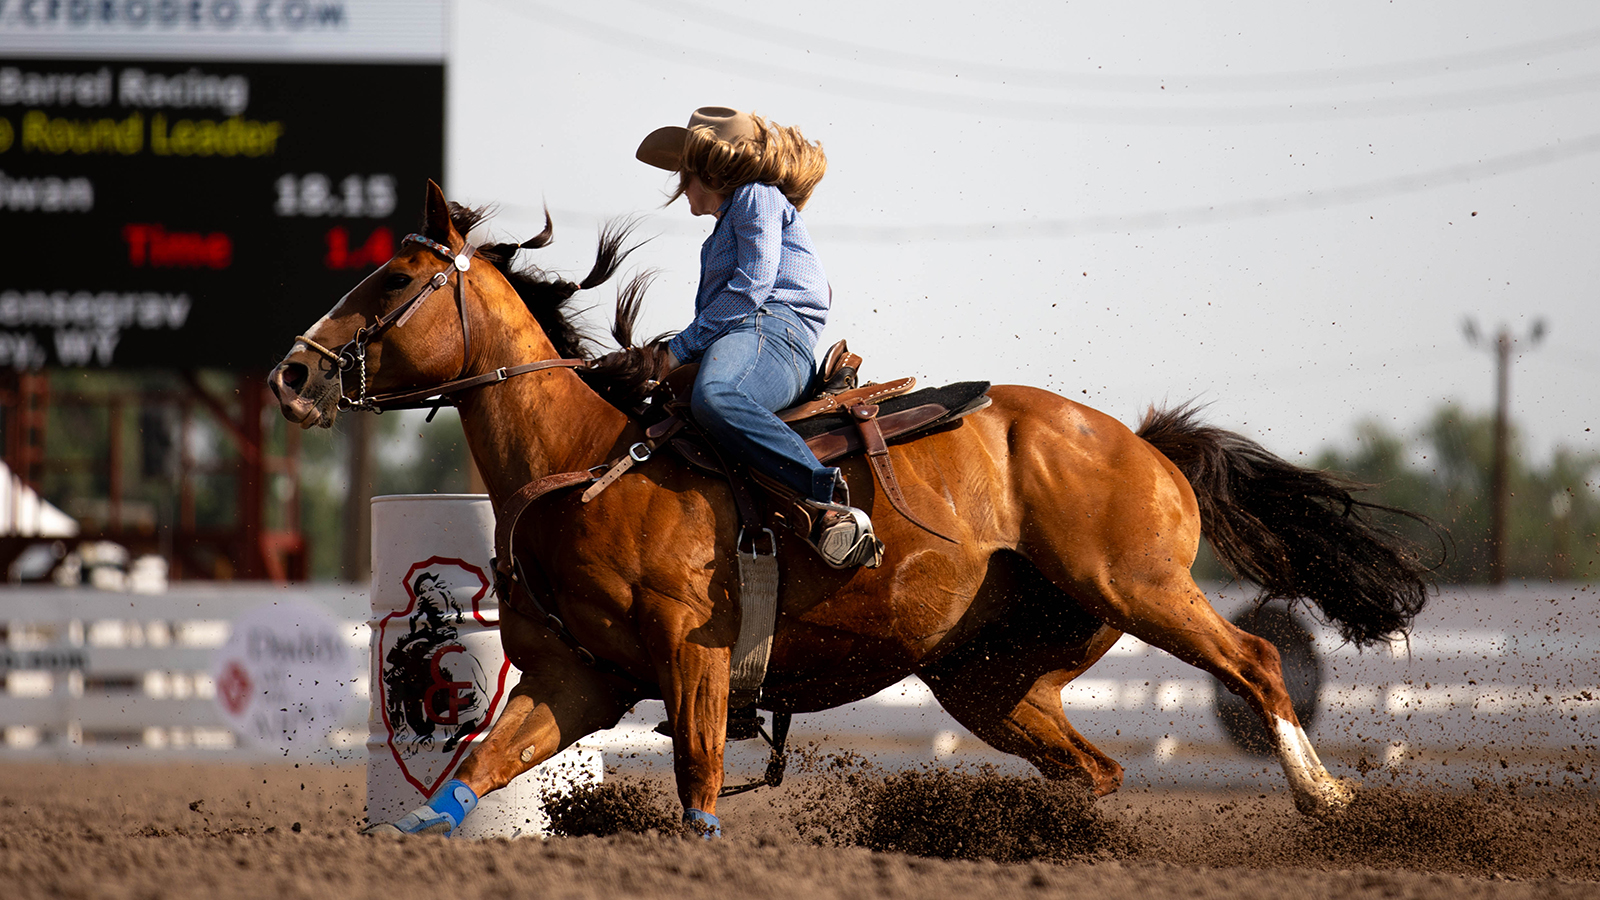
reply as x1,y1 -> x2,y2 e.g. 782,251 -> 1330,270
295,232 -> 586,414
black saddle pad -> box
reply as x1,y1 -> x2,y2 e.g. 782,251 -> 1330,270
788,381 -> 991,441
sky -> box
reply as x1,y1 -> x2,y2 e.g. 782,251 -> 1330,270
441,1 -> 1600,471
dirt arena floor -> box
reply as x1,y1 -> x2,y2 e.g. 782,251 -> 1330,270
2,760 -> 1598,900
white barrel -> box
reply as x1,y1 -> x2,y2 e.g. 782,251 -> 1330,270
368,494 -> 602,838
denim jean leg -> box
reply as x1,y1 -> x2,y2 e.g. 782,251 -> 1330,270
691,308 -> 834,501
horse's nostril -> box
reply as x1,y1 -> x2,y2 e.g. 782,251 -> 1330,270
271,361 -> 309,399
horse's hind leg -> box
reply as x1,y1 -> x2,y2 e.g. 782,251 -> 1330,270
1049,567 -> 1351,816
922,624 -> 1126,796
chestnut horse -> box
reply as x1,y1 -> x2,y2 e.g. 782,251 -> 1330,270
270,182 -> 1430,833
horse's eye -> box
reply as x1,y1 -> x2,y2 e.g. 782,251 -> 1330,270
383,273 -> 412,292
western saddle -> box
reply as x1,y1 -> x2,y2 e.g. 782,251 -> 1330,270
624,340 -> 992,542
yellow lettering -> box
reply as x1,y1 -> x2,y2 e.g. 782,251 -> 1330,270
20,111 -> 48,152
19,111 -> 141,155
151,113 -> 169,155
170,119 -> 198,154
146,114 -> 283,157
123,113 -> 144,154
255,120 -> 284,157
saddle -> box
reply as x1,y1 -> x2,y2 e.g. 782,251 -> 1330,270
640,340 -> 991,543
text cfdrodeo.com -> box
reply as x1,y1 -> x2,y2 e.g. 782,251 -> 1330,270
0,0 -> 347,32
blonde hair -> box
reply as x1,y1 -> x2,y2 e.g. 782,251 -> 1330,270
671,113 -> 827,210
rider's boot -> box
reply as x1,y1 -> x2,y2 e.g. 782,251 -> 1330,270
803,471 -> 883,569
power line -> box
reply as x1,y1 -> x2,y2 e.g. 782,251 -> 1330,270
816,131 -> 1600,241
650,0 -> 1600,94
497,0 -> 1600,125
505,131 -> 1600,242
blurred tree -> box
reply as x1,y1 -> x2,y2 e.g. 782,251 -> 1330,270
1313,404 -> 1598,584
297,421 -> 347,580
373,408 -> 473,497
1193,403 -> 1598,586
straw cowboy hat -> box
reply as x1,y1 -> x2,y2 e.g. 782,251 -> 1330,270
635,106 -> 759,171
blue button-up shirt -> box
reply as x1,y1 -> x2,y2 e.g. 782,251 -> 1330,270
667,181 -> 829,364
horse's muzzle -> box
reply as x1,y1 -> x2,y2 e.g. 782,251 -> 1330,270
269,354 -> 342,428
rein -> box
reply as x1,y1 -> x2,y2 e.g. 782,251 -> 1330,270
296,232 -> 586,414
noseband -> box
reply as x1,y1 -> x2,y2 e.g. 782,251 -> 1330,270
296,233 -> 586,414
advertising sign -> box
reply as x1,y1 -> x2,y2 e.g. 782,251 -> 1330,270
211,597 -> 358,751
0,0 -> 446,370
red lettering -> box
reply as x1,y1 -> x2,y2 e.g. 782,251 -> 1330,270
325,226 -> 394,269
360,227 -> 394,266
123,223 -> 150,266
122,223 -> 232,269
324,226 -> 349,269
422,645 -> 474,726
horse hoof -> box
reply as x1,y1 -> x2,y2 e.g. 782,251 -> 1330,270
362,805 -> 458,837
1295,778 -> 1358,819
682,808 -> 721,839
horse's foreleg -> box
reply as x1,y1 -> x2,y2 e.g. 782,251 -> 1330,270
365,621 -> 634,837
637,591 -> 733,838
453,672 -> 629,796
458,616 -> 637,788
655,641 -> 730,837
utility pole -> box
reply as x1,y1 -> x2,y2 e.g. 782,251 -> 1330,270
1463,318 -> 1546,585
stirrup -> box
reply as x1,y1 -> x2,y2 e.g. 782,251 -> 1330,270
804,501 -> 884,569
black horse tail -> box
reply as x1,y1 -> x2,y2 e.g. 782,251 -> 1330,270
1136,403 -> 1440,647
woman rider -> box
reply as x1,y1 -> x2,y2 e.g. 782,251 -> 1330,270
635,106 -> 880,569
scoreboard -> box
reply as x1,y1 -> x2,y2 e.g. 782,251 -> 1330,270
0,0 -> 446,371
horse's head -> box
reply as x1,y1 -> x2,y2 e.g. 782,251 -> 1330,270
268,180 -> 521,428
270,179 -> 658,429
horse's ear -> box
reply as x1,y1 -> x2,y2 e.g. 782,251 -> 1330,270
421,179 -> 456,243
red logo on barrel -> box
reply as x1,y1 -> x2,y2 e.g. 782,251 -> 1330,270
376,557 -> 510,796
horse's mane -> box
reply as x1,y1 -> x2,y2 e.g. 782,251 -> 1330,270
445,203 -> 673,411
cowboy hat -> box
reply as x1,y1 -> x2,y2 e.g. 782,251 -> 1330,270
635,106 -> 759,171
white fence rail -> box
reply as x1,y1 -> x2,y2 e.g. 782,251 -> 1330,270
2,581 -> 1596,785
0,584 -> 368,756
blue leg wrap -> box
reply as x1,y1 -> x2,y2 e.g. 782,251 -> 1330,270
427,779 -> 480,828
683,808 -> 721,839
377,779 -> 479,837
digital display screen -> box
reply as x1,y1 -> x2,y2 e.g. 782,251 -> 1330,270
0,57 -> 444,370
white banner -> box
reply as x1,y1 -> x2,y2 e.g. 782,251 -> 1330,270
0,0 -> 447,61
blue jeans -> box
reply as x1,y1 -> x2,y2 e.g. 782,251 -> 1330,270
690,304 -> 837,503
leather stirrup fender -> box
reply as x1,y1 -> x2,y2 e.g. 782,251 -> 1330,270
851,404 -> 959,543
